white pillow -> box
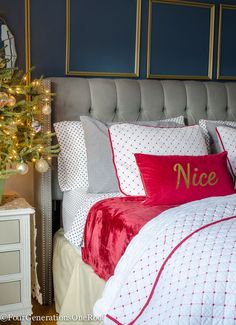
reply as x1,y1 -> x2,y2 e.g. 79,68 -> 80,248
199,119 -> 236,152
109,124 -> 208,196
216,126 -> 236,178
54,116 -> 185,192
54,121 -> 89,191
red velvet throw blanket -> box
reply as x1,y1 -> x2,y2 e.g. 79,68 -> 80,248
82,196 -> 174,281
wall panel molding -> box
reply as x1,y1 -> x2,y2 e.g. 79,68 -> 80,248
146,0 -> 215,80
217,4 -> 236,80
65,0 -> 141,77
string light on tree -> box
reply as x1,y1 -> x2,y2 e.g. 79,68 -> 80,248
0,48 -> 59,179
42,103 -> 51,115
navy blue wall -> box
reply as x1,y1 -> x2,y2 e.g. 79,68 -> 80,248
69,0 -> 137,74
219,6 -> 236,77
30,0 -> 65,77
149,2 -> 212,77
1,0 -> 236,79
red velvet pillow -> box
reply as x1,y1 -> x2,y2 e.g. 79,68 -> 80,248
135,151 -> 235,205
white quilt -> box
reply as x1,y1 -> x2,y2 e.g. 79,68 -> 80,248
94,194 -> 236,324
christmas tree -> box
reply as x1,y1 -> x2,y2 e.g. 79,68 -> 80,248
0,49 -> 59,179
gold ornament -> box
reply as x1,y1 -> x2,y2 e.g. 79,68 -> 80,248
35,158 -> 49,173
16,162 -> 29,175
0,92 -> 9,109
7,95 -> 16,107
42,103 -> 51,115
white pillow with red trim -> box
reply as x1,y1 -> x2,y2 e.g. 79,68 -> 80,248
216,126 -> 236,178
109,124 -> 208,196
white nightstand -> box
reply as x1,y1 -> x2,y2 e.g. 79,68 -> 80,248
0,196 -> 34,325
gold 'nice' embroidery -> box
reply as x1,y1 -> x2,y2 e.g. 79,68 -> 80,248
173,163 -> 219,189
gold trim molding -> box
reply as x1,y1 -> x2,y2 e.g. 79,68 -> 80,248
146,0 -> 215,80
25,0 -> 31,83
217,4 -> 236,80
65,0 -> 141,77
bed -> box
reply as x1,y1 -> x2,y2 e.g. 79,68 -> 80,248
34,78 -> 236,324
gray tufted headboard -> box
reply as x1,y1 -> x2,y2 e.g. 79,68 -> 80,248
35,78 -> 236,305
51,78 -> 236,125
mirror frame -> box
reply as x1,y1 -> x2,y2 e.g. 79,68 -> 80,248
0,16 -> 18,68
0,0 -> 30,82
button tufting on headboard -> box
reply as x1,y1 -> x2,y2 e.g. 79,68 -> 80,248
50,78 -> 236,126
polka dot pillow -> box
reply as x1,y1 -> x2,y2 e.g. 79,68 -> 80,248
54,121 -> 88,191
109,124 -> 208,196
216,126 -> 236,179
199,119 -> 236,152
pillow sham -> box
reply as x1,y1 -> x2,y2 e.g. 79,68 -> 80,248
80,115 -> 185,193
109,124 -> 208,196
199,119 -> 236,152
135,151 -> 235,205
54,121 -> 88,191
216,126 -> 236,179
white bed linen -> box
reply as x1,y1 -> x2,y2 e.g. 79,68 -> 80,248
94,194 -> 236,324
64,191 -> 122,247
62,188 -> 88,233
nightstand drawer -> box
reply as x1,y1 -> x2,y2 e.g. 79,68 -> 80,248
0,281 -> 21,305
0,251 -> 20,276
0,220 -> 20,245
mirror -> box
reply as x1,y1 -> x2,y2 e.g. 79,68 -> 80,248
0,17 -> 17,68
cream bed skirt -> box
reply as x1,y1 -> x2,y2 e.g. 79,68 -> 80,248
53,229 -> 105,325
